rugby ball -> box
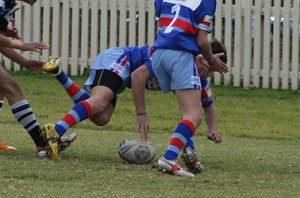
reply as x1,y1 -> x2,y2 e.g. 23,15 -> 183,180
118,138 -> 156,164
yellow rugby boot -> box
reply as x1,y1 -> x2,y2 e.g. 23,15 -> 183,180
42,58 -> 61,75
40,123 -> 60,160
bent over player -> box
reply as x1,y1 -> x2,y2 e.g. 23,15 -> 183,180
40,46 -> 153,160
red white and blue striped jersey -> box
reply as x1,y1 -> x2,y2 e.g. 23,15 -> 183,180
154,0 -> 216,55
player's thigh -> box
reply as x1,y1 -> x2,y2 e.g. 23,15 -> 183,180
0,67 -> 23,101
88,85 -> 115,113
0,67 -> 12,89
175,89 -> 202,127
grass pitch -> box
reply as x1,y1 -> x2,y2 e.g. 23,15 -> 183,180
0,72 -> 299,197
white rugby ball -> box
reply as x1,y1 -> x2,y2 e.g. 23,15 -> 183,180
118,138 -> 156,164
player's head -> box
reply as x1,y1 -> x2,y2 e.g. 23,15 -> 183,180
210,38 -> 228,64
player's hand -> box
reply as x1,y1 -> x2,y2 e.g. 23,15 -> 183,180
136,114 -> 149,141
22,60 -> 44,73
207,132 -> 223,144
1,27 -> 21,39
20,42 -> 49,52
197,55 -> 212,77
22,0 -> 38,5
209,53 -> 228,74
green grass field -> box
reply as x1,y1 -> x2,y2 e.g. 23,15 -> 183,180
0,72 -> 300,197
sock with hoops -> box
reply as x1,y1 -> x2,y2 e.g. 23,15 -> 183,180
163,120 -> 196,161
56,71 -> 90,104
55,100 -> 93,137
11,100 -> 46,148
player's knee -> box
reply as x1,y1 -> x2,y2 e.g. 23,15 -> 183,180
194,114 -> 202,127
90,114 -> 111,126
88,98 -> 110,114
183,112 -> 202,128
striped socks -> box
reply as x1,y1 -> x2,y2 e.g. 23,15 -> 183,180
163,120 -> 196,161
185,136 -> 195,150
11,100 -> 46,148
55,100 -> 93,137
56,71 -> 90,104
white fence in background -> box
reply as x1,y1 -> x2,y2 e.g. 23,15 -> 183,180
2,0 -> 300,90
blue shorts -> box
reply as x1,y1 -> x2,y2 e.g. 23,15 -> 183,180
152,49 -> 201,93
84,48 -> 131,94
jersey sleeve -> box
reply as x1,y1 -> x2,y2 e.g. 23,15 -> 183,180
196,0 -> 216,33
154,0 -> 163,18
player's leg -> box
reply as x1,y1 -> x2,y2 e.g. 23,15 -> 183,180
89,95 -> 116,126
0,67 -> 47,156
151,49 -> 201,177
43,58 -> 90,104
41,48 -> 131,160
40,70 -> 123,160
200,77 -> 222,143
43,58 -> 115,126
170,89 -> 202,154
200,77 -> 217,132
154,89 -> 201,177
0,91 -> 15,151
54,70 -> 89,104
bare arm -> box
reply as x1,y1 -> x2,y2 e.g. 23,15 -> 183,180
197,30 -> 214,64
0,47 -> 27,64
131,65 -> 151,140
0,47 -> 44,73
0,33 -> 23,49
204,104 -> 223,144
197,30 -> 228,74
0,33 -> 49,52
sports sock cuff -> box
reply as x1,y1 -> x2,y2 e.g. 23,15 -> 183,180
180,120 -> 196,135
10,99 -> 28,110
80,100 -> 93,117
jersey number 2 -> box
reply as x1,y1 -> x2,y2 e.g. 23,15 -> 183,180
164,4 -> 181,33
